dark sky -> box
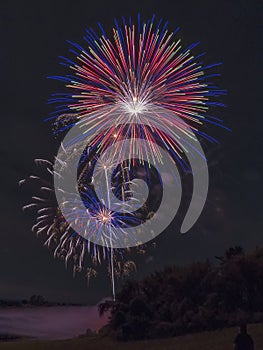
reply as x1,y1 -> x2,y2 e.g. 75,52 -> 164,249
1,0 -> 262,304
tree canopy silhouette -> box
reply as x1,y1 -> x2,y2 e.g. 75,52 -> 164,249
99,246 -> 263,340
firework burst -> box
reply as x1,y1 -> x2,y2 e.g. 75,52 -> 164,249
49,15 -> 225,155
20,156 -> 142,299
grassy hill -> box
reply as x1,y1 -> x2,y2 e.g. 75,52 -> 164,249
0,324 -> 262,350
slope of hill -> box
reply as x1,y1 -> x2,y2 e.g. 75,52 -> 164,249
0,324 -> 262,350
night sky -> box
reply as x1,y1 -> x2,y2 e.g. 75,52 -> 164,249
1,0 -> 262,304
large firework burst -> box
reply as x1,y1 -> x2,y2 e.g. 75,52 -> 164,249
49,15 -> 225,149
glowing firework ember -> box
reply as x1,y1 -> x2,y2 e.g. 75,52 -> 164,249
21,15 -> 226,300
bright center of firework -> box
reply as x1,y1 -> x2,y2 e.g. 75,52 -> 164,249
96,208 -> 113,225
122,96 -> 148,116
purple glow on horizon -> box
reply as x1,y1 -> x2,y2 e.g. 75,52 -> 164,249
0,306 -> 108,340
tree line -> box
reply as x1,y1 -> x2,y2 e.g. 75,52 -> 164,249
99,247 -> 263,340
